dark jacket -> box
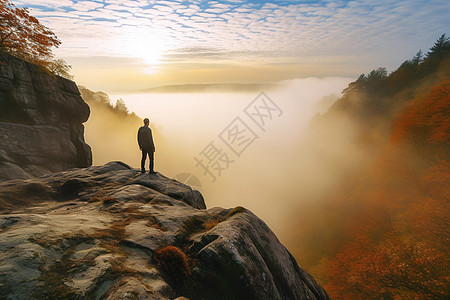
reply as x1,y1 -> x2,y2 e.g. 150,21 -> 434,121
138,126 -> 155,151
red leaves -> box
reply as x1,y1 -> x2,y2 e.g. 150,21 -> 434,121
153,245 -> 191,276
392,79 -> 450,147
0,0 -> 61,66
317,81 -> 450,299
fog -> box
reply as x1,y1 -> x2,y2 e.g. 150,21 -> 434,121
84,77 -> 354,241
82,40 -> 449,298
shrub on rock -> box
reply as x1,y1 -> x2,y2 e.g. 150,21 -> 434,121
153,245 -> 190,276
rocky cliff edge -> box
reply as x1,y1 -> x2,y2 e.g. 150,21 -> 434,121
0,161 -> 329,299
0,52 -> 92,181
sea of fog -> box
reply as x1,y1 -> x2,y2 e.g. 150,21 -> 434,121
107,77 -> 352,238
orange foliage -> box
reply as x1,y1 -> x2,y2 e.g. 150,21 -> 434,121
203,218 -> 221,231
0,0 -> 62,68
317,81 -> 450,299
391,79 -> 450,151
322,233 -> 448,299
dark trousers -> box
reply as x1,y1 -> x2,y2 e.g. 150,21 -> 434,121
141,148 -> 154,172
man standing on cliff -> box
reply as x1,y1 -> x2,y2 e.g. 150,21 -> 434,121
138,118 -> 156,174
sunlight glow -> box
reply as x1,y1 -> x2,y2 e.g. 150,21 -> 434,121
117,27 -> 169,74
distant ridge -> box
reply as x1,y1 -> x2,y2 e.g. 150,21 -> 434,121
141,83 -> 279,93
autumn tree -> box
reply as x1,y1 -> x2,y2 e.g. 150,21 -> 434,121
0,0 -> 72,78
48,58 -> 73,79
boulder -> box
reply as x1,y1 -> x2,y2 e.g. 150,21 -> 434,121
0,52 -> 92,181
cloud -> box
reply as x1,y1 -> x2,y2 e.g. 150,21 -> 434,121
152,4 -> 174,13
14,0 -> 450,86
71,1 -> 104,12
16,0 -> 74,8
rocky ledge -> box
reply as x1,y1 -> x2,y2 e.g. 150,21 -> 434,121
0,52 -> 92,181
0,161 -> 328,299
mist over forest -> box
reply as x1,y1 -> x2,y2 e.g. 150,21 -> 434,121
1,0 -> 449,298
284,35 -> 450,299
82,35 -> 450,299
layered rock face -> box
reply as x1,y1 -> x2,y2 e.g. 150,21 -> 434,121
0,161 -> 329,299
0,52 -> 92,181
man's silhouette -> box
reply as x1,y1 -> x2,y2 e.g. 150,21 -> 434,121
138,118 -> 156,174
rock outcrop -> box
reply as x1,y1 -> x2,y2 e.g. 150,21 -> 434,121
0,161 -> 329,299
0,52 -> 92,181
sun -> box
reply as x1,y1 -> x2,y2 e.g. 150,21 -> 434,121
133,41 -> 165,66
119,28 -> 168,74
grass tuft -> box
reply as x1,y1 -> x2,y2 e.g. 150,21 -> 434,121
203,218 -> 221,231
227,206 -> 246,218
88,196 -> 117,205
101,196 -> 117,205
179,217 -> 204,238
153,245 -> 190,276
88,196 -> 101,203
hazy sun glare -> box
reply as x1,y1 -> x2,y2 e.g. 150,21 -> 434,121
117,28 -> 170,74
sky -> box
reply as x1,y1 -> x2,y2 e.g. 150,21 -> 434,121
15,0 -> 450,93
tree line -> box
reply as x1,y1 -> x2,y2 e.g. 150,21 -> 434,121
292,35 -> 449,299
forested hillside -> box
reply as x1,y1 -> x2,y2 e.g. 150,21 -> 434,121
78,87 -> 143,166
289,35 -> 449,299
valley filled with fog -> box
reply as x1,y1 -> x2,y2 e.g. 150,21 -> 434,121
85,77 -> 352,238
